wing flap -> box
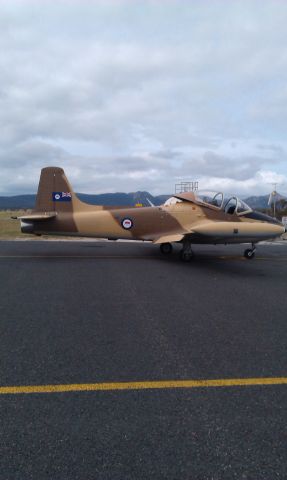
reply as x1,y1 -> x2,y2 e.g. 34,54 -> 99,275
153,234 -> 184,244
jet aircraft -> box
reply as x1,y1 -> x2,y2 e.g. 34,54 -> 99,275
16,167 -> 285,261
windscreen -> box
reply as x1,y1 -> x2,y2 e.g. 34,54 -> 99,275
194,191 -> 224,209
236,199 -> 252,214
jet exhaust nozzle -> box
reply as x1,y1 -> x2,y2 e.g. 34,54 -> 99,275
20,220 -> 34,234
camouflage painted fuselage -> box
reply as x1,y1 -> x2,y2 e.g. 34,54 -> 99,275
20,167 -> 285,245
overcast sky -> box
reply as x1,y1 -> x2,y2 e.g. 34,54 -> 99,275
0,0 -> 287,197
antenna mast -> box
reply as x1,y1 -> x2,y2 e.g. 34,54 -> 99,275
269,182 -> 277,218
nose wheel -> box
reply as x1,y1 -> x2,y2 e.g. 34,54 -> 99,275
244,244 -> 256,259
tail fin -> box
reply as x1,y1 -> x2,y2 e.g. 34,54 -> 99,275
35,167 -> 81,213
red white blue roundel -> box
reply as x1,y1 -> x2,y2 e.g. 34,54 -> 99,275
121,218 -> 133,229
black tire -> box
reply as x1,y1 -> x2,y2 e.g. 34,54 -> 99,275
244,248 -> 255,259
160,243 -> 173,255
180,250 -> 194,262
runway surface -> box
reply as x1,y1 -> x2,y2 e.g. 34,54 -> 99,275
0,240 -> 287,479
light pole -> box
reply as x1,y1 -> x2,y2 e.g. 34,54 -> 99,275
273,183 -> 277,218
268,183 -> 278,218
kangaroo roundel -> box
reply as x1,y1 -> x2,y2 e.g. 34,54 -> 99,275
121,218 -> 133,230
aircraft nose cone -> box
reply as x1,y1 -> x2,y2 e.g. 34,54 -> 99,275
268,223 -> 285,237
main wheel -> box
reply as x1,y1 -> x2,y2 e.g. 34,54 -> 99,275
160,242 -> 173,255
244,248 -> 255,259
180,250 -> 194,262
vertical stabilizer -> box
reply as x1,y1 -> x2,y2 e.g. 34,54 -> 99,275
35,167 -> 81,213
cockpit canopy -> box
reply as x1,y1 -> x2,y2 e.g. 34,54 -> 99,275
194,191 -> 252,215
164,190 -> 252,216
194,191 -> 224,208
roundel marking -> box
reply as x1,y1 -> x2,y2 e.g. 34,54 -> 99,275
55,194 -> 61,200
121,218 -> 133,230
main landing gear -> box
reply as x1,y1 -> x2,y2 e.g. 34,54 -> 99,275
160,242 -> 173,255
159,241 -> 194,262
244,243 -> 256,259
180,240 -> 194,262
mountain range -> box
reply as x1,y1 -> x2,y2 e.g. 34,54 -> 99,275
0,192 -> 170,210
0,191 -> 286,210
244,193 -> 287,209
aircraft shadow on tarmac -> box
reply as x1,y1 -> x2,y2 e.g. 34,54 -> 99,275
158,253 -> 270,278
9,240 -> 281,279
77,242 -> 273,279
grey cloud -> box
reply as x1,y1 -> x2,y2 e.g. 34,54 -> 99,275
180,151 -> 273,181
0,138 -> 171,195
0,1 -> 287,196
153,149 -> 182,160
257,144 -> 286,155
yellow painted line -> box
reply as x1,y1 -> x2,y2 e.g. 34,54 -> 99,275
0,377 -> 286,395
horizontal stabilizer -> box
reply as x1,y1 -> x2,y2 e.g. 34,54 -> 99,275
13,212 -> 57,221
153,234 -> 184,244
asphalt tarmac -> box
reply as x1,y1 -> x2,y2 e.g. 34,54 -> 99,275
0,240 -> 286,480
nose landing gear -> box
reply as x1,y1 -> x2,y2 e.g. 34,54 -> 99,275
244,243 -> 256,259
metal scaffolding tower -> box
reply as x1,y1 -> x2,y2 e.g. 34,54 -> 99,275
175,181 -> 199,194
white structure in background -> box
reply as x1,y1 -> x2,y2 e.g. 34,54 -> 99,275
268,183 -> 280,217
175,181 -> 199,194
282,216 -> 287,228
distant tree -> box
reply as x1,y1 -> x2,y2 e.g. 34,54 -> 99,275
258,199 -> 287,218
277,199 -> 287,211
